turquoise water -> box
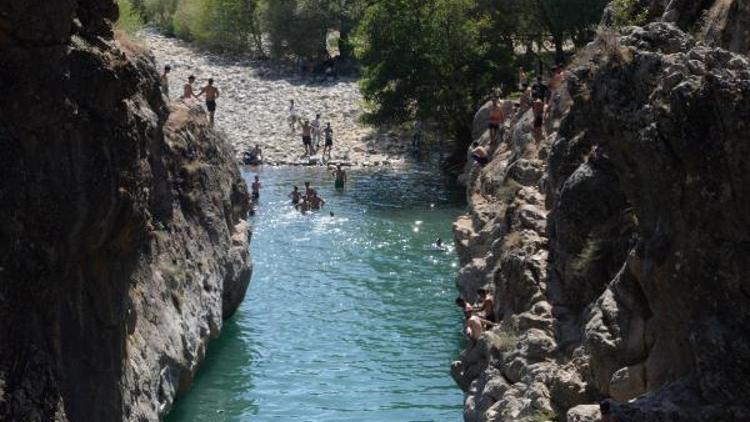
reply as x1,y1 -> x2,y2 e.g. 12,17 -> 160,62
167,165 -> 466,421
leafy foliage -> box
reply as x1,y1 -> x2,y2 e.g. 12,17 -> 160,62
115,0 -> 144,35
354,0 -> 515,149
611,0 -> 650,27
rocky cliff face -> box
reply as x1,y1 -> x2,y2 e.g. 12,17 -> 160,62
452,14 -> 750,422
0,1 -> 251,421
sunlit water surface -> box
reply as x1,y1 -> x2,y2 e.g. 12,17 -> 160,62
168,164 -> 466,421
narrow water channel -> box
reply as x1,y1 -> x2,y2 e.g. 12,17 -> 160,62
168,164 -> 466,421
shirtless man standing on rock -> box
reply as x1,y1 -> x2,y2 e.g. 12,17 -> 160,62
183,75 -> 197,100
198,78 -> 220,126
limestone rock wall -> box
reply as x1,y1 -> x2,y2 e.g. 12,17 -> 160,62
452,21 -> 750,422
0,1 -> 251,420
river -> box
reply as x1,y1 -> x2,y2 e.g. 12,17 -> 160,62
167,164 -> 466,421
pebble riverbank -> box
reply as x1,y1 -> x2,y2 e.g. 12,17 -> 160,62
144,30 -> 413,167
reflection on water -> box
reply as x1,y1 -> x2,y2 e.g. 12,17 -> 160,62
168,164 -> 466,421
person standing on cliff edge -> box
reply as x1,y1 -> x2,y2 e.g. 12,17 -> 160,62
160,65 -> 171,99
198,78 -> 220,126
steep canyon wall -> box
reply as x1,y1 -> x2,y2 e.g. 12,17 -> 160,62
0,1 -> 252,420
452,3 -> 750,421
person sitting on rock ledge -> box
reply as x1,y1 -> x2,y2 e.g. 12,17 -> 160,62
471,142 -> 489,166
488,98 -> 505,143
455,297 -> 474,319
477,288 -> 496,324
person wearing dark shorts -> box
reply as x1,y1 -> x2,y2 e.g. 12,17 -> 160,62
301,120 -> 313,155
198,78 -> 220,126
323,122 -> 334,156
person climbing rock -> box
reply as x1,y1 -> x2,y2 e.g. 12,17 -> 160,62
301,120 -> 313,155
311,114 -> 322,149
289,186 -> 301,205
477,288 -> 496,324
183,75 -> 197,100
323,122 -> 334,156
487,98 -> 505,143
160,65 -> 171,99
333,165 -> 347,189
251,175 -> 261,201
198,78 -> 220,126
465,314 -> 484,343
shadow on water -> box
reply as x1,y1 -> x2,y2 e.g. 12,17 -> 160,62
168,163 -> 466,422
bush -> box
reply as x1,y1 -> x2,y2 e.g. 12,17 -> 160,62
611,0 -> 649,27
116,0 -> 144,35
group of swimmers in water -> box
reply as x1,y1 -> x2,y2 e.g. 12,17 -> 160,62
249,165 -> 347,215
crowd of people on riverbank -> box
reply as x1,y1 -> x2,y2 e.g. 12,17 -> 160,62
160,65 -> 343,162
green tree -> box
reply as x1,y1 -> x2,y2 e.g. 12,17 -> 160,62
354,0 -> 515,159
533,0 -> 608,61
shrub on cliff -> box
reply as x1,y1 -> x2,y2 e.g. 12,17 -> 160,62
116,0 -> 144,35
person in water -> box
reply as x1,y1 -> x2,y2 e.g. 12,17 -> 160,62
322,122 -> 334,156
304,181 -> 314,199
183,75 -> 197,100
160,65 -> 171,99
435,238 -> 445,249
251,175 -> 261,200
197,78 -> 220,126
289,186 -> 301,205
487,98 -> 505,143
333,165 -> 347,189
309,190 -> 326,210
477,288 -> 496,324
301,120 -> 313,156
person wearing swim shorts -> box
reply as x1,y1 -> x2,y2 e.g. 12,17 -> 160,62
487,98 -> 504,143
301,120 -> 313,155
198,78 -> 220,126
333,164 -> 346,189
323,123 -> 334,156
